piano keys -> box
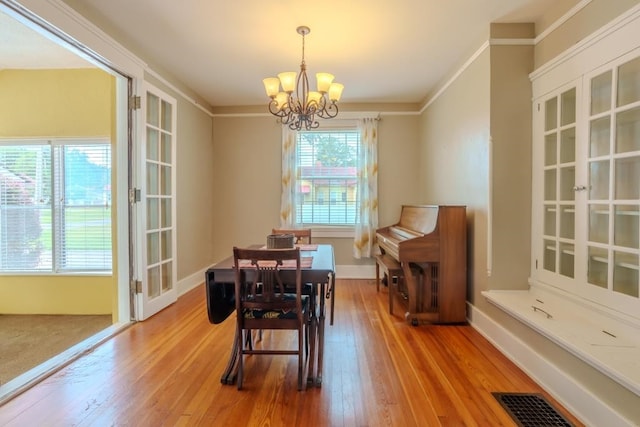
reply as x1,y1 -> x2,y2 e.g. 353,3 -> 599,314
376,205 -> 467,324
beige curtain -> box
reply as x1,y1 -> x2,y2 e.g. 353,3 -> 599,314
353,118 -> 378,258
279,126 -> 297,227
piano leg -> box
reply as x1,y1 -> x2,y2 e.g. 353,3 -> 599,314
401,262 -> 418,325
400,262 -> 440,325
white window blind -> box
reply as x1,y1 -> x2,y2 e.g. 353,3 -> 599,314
296,130 -> 360,225
0,140 -> 112,273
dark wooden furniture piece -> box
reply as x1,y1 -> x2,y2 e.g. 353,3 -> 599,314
271,228 -> 338,326
205,244 -> 335,387
271,228 -> 312,244
376,205 -> 467,325
233,247 -> 309,390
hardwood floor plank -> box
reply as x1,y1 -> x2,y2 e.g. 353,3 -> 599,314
0,279 -> 584,427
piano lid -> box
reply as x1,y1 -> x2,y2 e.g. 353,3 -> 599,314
396,205 -> 439,235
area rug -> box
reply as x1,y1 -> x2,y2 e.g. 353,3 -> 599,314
0,314 -> 112,385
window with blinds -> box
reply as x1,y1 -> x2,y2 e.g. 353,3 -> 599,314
295,130 -> 359,225
0,139 -> 112,273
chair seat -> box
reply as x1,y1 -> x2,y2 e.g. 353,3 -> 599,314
243,294 -> 308,319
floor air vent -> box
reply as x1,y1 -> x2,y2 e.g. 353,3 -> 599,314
493,392 -> 574,427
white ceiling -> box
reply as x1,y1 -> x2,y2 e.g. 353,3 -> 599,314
3,0 -> 561,108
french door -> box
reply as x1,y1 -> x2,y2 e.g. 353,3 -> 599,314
134,82 -> 177,320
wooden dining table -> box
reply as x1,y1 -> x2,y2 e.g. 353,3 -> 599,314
205,244 -> 336,387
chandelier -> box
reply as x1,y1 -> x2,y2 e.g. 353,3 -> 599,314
263,26 -> 344,131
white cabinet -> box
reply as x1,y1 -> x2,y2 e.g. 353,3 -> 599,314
533,51 -> 640,318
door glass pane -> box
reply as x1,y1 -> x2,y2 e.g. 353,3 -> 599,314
148,265 -> 161,298
161,100 -> 173,132
147,128 -> 159,161
560,128 -> 575,163
147,198 -> 159,229
545,97 -> 557,131
560,206 -> 575,239
545,134 -> 557,166
617,56 -> 640,107
589,116 -> 610,157
161,198 -> 172,228
613,251 -> 638,297
544,206 -> 556,236
147,93 -> 159,127
544,239 -> 556,272
161,133 -> 172,163
161,165 -> 172,195
559,166 -> 575,201
147,232 -> 159,264
560,88 -> 576,126
162,262 -> 173,292
589,204 -> 609,244
544,169 -> 557,200
615,156 -> 640,199
615,107 -> 640,153
591,71 -> 612,115
147,163 -> 159,195
559,242 -> 574,278
614,205 -> 639,249
161,230 -> 172,260
589,160 -> 610,200
588,246 -> 608,288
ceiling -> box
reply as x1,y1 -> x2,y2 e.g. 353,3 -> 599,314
3,0 -> 561,109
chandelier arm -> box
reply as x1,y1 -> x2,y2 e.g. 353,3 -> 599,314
317,100 -> 339,119
267,100 -> 289,118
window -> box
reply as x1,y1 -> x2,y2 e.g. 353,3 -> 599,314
0,139 -> 112,273
295,130 -> 359,225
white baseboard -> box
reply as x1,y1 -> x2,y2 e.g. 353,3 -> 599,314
178,268 -> 208,296
468,303 -> 634,427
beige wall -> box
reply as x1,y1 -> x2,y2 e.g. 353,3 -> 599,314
209,114 -> 420,266
418,49 -> 491,306
486,30 -> 534,298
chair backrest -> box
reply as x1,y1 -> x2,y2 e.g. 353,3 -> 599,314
271,228 -> 312,244
233,247 -> 303,324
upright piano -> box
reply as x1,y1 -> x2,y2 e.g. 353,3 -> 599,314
376,205 -> 467,324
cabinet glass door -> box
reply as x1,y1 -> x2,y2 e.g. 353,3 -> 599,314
586,56 -> 640,299
542,88 -> 577,278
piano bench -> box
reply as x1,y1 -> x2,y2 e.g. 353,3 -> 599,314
375,254 -> 402,289
375,254 -> 403,313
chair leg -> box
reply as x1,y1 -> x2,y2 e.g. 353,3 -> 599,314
245,329 -> 252,350
388,273 -> 394,314
305,317 -> 310,357
298,327 -> 304,391
237,330 -> 244,390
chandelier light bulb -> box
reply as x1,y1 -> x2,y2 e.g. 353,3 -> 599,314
316,73 -> 334,93
263,77 -> 280,98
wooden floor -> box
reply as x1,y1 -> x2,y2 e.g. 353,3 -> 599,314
0,279 -> 583,426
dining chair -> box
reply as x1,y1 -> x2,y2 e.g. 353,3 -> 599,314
271,227 -> 316,323
271,228 -> 312,244
233,247 -> 310,390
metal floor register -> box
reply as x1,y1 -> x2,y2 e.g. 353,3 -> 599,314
492,392 -> 575,427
